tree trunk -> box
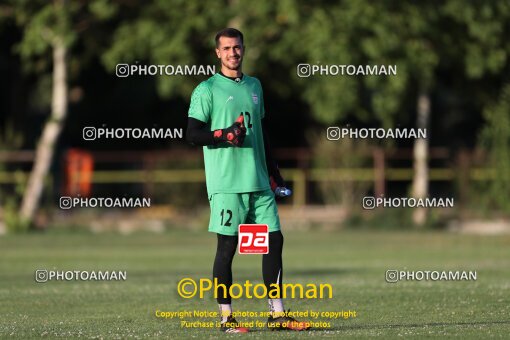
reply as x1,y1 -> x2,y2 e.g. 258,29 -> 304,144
19,38 -> 67,224
412,92 -> 430,227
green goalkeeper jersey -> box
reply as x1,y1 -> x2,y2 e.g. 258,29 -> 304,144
188,73 -> 270,195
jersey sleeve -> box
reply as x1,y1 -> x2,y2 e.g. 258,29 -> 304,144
255,78 -> 265,119
188,82 -> 212,123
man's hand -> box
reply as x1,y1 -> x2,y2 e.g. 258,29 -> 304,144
214,114 -> 247,146
269,175 -> 282,192
269,163 -> 285,192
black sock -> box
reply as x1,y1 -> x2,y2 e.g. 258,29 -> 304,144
262,231 -> 284,297
213,233 -> 238,304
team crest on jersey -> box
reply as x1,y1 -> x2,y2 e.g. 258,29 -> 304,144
252,93 -> 259,104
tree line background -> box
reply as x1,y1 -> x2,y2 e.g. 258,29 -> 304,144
0,0 -> 509,231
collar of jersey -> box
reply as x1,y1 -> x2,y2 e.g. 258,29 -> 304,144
217,72 -> 244,84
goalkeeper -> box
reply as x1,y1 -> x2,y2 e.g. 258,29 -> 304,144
186,28 -> 309,333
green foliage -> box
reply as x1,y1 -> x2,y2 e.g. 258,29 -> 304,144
289,1 -> 440,130
442,0 -> 510,79
13,0 -> 76,65
9,0 -> 507,130
0,123 -> 27,233
310,131 -> 371,208
88,0 -> 118,21
101,0 -> 228,99
8,0 -> 118,77
3,194 -> 30,233
477,84 -> 510,213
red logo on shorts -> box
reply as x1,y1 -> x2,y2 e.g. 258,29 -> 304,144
238,224 -> 269,254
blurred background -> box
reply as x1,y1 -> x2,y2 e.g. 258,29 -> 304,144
1,0 -> 509,234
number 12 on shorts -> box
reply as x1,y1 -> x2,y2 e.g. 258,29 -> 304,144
220,209 -> 232,226
238,224 -> 269,254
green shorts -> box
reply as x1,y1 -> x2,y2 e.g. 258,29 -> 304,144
208,189 -> 281,236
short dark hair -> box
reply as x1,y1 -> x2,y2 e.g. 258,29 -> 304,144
215,28 -> 244,47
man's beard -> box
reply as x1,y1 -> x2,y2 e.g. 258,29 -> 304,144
223,58 -> 242,70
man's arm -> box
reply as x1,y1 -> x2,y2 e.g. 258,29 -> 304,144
186,116 -> 247,147
262,119 -> 285,190
186,117 -> 216,146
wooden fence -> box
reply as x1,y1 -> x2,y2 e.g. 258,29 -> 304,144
0,148 -> 494,206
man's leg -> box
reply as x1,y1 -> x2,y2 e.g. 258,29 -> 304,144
251,190 -> 310,331
213,233 -> 237,323
262,231 -> 285,316
208,193 -> 250,332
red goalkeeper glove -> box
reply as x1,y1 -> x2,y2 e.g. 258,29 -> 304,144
213,114 -> 246,146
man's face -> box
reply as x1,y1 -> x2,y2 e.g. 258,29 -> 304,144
215,36 -> 244,71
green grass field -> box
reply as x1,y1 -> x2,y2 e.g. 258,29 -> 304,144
1,229 -> 509,339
